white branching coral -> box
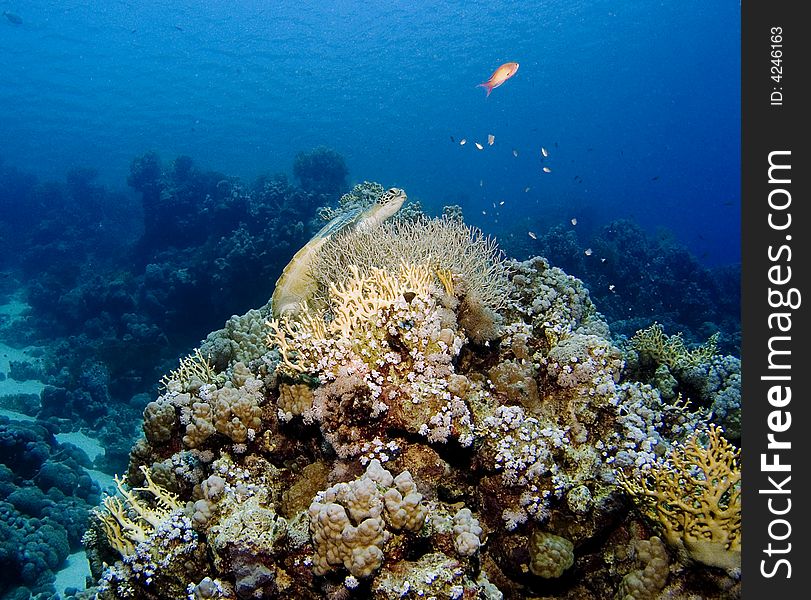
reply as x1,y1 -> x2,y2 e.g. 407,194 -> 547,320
310,216 -> 510,312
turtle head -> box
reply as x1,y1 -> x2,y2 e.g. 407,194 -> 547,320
374,188 -> 407,221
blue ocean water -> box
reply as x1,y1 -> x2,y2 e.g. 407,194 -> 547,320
1,0 -> 739,264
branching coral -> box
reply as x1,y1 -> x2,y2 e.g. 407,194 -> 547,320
268,262 -> 461,389
310,216 -> 510,313
617,424 -> 741,569
160,348 -> 223,392
96,465 -> 182,556
630,323 -> 719,370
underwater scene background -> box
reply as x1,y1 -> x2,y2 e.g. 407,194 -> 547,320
0,1 -> 740,599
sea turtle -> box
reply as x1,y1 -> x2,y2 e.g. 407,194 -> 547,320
271,187 -> 407,318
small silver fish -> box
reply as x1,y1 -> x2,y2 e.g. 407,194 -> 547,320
528,231 -> 537,240
571,218 -> 577,226
524,186 -> 530,193
541,147 -> 548,157
543,167 -> 552,173
475,142 -> 484,150
499,201 -> 505,206
609,284 -> 615,291
601,258 -> 607,263
460,139 -> 467,145
584,248 -> 593,256
482,210 -> 487,215
488,134 -> 495,146
512,149 -> 519,157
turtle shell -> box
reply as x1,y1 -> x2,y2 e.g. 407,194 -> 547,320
314,206 -> 364,239
271,187 -> 407,318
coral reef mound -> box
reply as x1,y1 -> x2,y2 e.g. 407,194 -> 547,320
84,207 -> 741,599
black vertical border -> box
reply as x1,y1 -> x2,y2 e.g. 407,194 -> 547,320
742,1 -> 809,597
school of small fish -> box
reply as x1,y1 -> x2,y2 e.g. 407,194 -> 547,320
452,63 -> 599,248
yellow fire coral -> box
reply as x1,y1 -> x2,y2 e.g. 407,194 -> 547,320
630,322 -> 719,370
96,466 -> 182,556
617,424 -> 741,570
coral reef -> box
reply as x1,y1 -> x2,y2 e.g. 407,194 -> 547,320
1,154 -> 342,595
80,208 -> 740,599
2,154 -> 741,599
529,220 -> 741,355
0,417 -> 100,598
624,323 -> 741,443
293,146 -> 349,199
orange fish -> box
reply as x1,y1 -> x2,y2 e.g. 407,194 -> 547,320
477,62 -> 519,97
